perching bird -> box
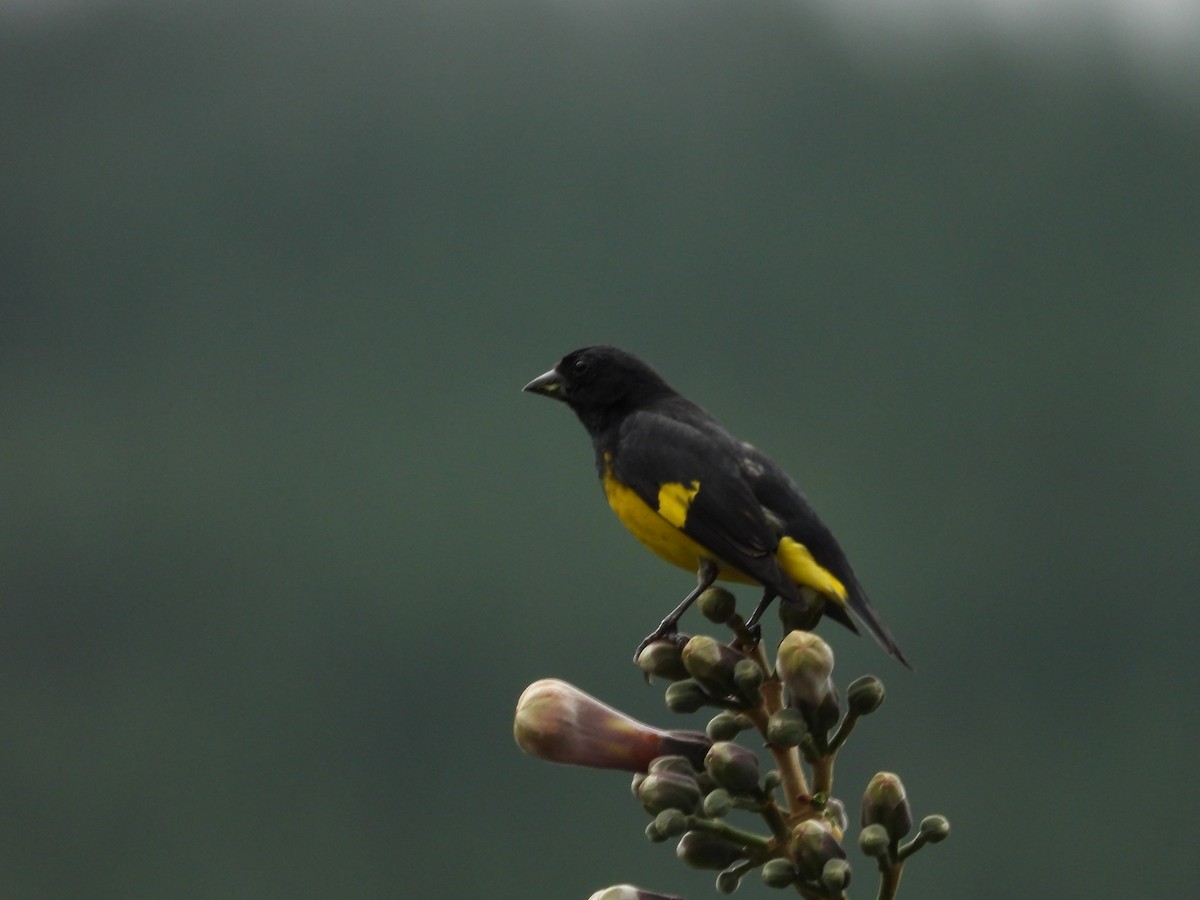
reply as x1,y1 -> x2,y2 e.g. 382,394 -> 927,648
523,345 -> 911,668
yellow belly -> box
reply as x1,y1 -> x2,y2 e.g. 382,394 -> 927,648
601,467 -> 847,603
602,470 -> 754,582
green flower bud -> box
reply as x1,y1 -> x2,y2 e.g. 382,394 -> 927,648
858,823 -> 890,858
846,675 -> 885,715
704,741 -> 761,796
665,678 -> 711,714
766,708 -> 807,747
919,814 -> 951,843
655,808 -> 689,838
715,870 -> 741,894
825,798 -> 848,836
861,772 -> 913,842
637,639 -> 691,682
778,589 -> 825,633
682,635 -> 747,697
776,631 -> 833,701
760,858 -> 796,888
733,658 -> 764,704
776,632 -> 840,734
631,772 -> 646,796
792,818 -> 846,881
648,755 -> 697,777
636,756 -> 709,802
638,769 -> 702,815
645,819 -> 670,842
703,788 -> 734,818
587,886 -> 685,900
821,857 -> 852,893
706,711 -> 748,742
676,831 -> 747,870
699,586 -> 738,623
733,657 -> 764,688
762,770 -> 782,792
516,679 -> 709,772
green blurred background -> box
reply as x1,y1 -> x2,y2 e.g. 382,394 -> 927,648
3,1 -> 1198,897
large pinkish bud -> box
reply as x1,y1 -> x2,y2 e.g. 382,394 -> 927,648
514,679 -> 710,772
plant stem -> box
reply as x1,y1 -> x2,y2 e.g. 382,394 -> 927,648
811,752 -> 834,797
877,862 -> 903,900
828,711 -> 859,753
687,816 -> 773,853
736,629 -> 813,816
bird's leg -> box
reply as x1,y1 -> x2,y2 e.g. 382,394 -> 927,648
633,558 -> 719,661
743,588 -> 777,643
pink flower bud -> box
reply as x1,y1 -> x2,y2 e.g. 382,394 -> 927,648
514,679 -> 710,771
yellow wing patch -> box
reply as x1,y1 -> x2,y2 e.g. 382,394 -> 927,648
656,480 -> 700,528
776,536 -> 848,604
602,470 -> 704,570
600,455 -> 847,603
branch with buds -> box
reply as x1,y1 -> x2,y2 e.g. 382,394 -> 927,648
514,588 -> 949,899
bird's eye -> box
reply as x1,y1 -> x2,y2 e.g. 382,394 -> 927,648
573,358 -> 590,374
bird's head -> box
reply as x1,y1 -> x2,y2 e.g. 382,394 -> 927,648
523,346 -> 674,425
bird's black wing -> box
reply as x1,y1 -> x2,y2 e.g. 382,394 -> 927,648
610,410 -> 800,601
735,444 -> 846,569
738,441 -> 913,668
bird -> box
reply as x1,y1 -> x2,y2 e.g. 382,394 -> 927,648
523,345 -> 911,668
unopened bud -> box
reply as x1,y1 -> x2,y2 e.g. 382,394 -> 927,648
919,814 -> 950,843
704,741 -> 761,796
654,808 -> 689,838
676,831 -> 746,870
733,658 -> 764,704
715,869 -> 741,894
638,639 -> 690,682
516,679 -> 709,772
649,755 -> 698,777
645,820 -> 671,843
825,798 -> 848,837
699,587 -> 737,623
858,823 -> 890,858
778,591 -> 824,633
861,772 -> 913,842
792,818 -> 846,881
757,857 -> 794,888
703,788 -> 733,818
682,636 -> 746,697
776,632 -> 839,733
821,857 -> 852,893
587,886 -> 685,900
766,708 -> 807,747
846,675 -> 885,716
706,711 -> 750,742
665,678 -> 710,714
637,769 -> 702,815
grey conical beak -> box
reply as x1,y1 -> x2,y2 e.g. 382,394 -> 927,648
522,368 -> 567,401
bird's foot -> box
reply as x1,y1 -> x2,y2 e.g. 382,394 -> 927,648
743,621 -> 762,647
632,625 -> 686,664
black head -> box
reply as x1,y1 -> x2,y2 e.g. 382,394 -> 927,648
523,346 -> 675,428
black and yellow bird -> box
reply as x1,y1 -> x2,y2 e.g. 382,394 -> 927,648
523,345 -> 911,668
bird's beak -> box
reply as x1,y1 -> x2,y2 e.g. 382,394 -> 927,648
523,367 -> 567,401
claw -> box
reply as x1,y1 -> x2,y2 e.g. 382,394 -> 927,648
632,624 -> 680,663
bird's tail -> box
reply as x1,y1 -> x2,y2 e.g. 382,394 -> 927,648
844,577 -> 913,670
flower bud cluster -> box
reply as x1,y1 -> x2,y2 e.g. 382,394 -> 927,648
514,592 -> 949,900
